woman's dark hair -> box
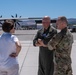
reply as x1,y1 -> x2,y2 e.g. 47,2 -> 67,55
2,22 -> 14,32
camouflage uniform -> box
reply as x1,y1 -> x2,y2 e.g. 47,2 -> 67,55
48,27 -> 73,75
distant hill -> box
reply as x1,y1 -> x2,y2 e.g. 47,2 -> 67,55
53,18 -> 76,24
67,18 -> 76,24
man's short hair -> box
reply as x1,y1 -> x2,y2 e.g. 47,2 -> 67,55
2,22 -> 14,32
58,16 -> 68,24
43,16 -> 50,20
42,16 -> 51,22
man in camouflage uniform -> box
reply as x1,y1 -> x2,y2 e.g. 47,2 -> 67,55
39,16 -> 73,75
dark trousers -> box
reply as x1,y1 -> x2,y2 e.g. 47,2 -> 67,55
38,49 -> 54,75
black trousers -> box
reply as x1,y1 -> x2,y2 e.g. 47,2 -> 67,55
38,48 -> 54,75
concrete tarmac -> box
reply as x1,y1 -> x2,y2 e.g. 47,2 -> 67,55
0,30 -> 76,40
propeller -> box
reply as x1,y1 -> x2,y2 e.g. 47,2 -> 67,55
15,14 -> 17,18
0,15 -> 2,25
19,16 -> 21,18
0,15 -> 2,18
11,15 -> 14,18
11,14 -> 22,29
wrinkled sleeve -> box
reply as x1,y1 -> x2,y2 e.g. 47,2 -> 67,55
13,35 -> 19,42
62,35 -> 73,49
33,31 -> 39,46
48,33 -> 74,50
47,33 -> 63,50
47,35 -> 59,50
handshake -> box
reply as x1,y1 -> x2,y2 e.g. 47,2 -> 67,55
35,39 -> 46,47
35,39 -> 42,46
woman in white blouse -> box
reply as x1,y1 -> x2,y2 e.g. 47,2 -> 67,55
0,21 -> 21,75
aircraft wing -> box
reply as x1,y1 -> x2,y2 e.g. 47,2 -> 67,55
0,17 -> 56,23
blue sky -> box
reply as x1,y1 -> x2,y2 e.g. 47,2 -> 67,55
0,0 -> 76,18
